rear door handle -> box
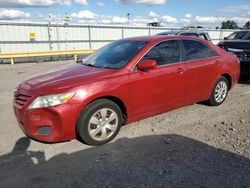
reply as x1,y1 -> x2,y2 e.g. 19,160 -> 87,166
176,68 -> 184,75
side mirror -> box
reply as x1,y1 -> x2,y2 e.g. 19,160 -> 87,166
76,59 -> 83,63
224,37 -> 228,40
137,59 -> 157,71
76,55 -> 89,63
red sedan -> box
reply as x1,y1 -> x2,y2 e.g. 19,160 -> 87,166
14,36 -> 240,145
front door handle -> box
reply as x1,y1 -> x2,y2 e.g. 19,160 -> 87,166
215,60 -> 220,65
176,68 -> 184,75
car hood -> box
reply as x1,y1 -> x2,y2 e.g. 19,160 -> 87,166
18,63 -> 115,95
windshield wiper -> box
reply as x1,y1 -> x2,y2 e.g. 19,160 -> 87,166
82,63 -> 100,68
102,65 -> 118,69
82,63 -> 118,69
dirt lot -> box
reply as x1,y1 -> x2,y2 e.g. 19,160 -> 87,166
0,61 -> 249,187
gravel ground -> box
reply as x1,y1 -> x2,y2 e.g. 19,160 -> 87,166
0,61 -> 249,188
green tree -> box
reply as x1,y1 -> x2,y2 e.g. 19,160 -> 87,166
221,20 -> 238,29
243,21 -> 250,29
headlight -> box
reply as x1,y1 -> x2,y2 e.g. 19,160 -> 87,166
29,92 -> 75,109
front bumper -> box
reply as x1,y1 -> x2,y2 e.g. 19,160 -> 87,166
13,102 -> 82,143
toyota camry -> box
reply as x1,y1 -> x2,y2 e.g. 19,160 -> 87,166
14,36 -> 240,145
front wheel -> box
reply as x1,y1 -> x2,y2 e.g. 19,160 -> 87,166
76,99 -> 123,146
207,76 -> 229,106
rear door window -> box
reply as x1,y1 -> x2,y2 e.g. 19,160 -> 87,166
181,40 -> 218,61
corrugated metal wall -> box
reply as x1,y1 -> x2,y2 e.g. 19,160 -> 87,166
0,22 -> 237,53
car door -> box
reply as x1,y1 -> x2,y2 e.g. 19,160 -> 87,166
128,40 -> 185,119
180,39 -> 220,103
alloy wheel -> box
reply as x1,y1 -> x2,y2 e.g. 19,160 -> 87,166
214,81 -> 228,103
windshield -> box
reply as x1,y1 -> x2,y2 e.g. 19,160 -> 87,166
227,31 -> 248,40
81,40 -> 148,69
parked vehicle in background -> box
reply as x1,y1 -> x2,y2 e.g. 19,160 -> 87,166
218,30 -> 250,80
157,31 -> 211,41
223,30 -> 250,40
14,36 -> 240,146
156,31 -> 181,36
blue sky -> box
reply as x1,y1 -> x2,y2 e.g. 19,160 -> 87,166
0,0 -> 249,27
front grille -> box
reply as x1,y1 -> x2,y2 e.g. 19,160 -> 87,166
14,94 -> 32,108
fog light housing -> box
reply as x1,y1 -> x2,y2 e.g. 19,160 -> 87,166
36,126 -> 51,136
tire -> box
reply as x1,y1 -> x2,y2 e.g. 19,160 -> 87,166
207,76 -> 229,106
76,99 -> 123,146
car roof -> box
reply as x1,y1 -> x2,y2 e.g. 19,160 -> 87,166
120,35 -> 175,41
156,30 -> 208,36
179,30 -> 208,34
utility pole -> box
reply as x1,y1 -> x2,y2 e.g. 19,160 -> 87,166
127,13 -> 130,26
64,13 -> 70,51
47,14 -> 53,51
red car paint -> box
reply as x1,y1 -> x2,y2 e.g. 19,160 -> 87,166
13,36 -> 240,143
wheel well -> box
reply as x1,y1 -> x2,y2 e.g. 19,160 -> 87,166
221,74 -> 232,90
92,96 -> 128,124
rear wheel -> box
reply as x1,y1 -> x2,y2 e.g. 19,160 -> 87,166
207,77 -> 229,106
77,99 -> 123,146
